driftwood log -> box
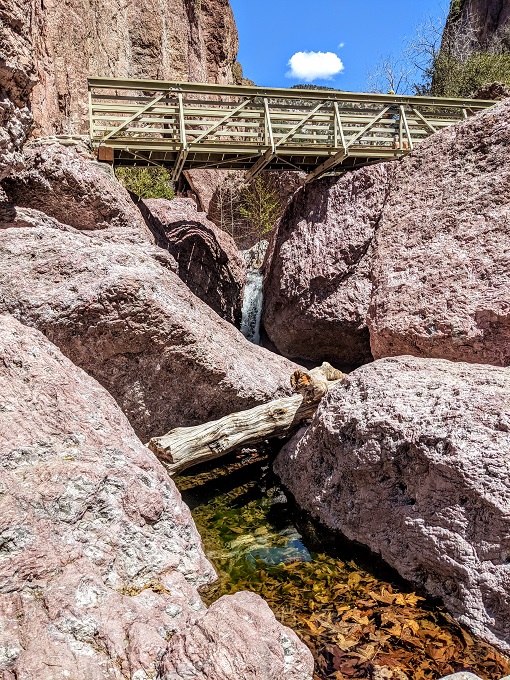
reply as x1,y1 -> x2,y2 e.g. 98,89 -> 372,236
148,363 -> 345,476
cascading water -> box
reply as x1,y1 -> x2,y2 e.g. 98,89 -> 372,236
240,269 -> 264,344
240,240 -> 268,345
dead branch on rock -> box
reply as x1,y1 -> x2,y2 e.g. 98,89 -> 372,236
147,362 -> 345,476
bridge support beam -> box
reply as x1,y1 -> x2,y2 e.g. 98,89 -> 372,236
246,149 -> 275,181
305,151 -> 348,183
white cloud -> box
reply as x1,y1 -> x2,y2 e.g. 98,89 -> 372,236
286,51 -> 344,82
338,42 -> 345,48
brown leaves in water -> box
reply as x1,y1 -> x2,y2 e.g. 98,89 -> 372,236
242,560 -> 510,680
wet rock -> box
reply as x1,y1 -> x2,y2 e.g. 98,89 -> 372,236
263,165 -> 391,367
0,314 -> 313,679
368,100 -> 510,366
3,144 -> 154,244
275,355 -> 510,652
0,221 -> 298,442
160,591 -> 314,679
140,197 -> 245,324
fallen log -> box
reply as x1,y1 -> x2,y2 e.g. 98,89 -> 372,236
147,362 -> 345,476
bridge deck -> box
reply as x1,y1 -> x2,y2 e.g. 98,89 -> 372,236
88,78 -> 494,182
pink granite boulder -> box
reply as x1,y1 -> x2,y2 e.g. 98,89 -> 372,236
275,355 -> 510,653
0,219 -> 298,442
368,100 -> 510,366
141,197 -> 246,324
0,313 -> 313,679
263,165 -> 391,367
2,143 -> 154,243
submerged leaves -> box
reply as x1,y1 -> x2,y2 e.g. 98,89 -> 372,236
176,455 -> 510,680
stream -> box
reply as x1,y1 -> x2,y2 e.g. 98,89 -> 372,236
175,449 -> 510,680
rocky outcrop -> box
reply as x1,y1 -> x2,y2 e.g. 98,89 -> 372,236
140,197 -> 245,324
0,313 -> 313,679
29,0 -> 241,136
368,100 -> 510,366
0,219 -> 298,442
263,165 -> 391,367
444,0 -> 510,54
275,355 -> 510,653
0,0 -> 35,180
0,0 -> 36,106
266,99 -> 510,367
2,143 -> 154,243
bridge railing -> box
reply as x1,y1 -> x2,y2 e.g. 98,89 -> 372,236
88,77 -> 494,182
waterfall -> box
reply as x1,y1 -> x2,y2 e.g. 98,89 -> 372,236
240,269 -> 264,344
240,241 -> 268,345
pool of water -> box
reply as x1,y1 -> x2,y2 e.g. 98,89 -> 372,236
175,449 -> 510,680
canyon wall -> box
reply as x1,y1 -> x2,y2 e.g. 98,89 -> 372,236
28,0 -> 242,136
444,0 -> 510,54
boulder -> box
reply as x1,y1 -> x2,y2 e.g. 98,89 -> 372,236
0,313 -> 313,679
263,165 -> 391,367
368,100 -> 510,366
275,355 -> 510,652
3,143 -> 154,244
160,591 -> 313,680
0,221 -> 298,442
140,197 -> 245,324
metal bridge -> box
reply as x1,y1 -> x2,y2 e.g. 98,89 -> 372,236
88,77 -> 494,183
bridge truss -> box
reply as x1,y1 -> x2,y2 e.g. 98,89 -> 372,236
88,78 -> 494,183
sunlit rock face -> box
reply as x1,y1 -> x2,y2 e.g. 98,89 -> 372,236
0,0 -> 35,181
0,314 -> 314,680
263,164 -> 391,368
266,99 -> 510,368
368,100 -> 510,366
141,197 -> 246,325
444,0 -> 510,54
0,217 -> 298,442
29,0 -> 240,135
3,143 -> 154,244
275,355 -> 510,653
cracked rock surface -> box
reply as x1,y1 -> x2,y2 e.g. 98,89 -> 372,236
0,314 -> 313,679
275,355 -> 510,653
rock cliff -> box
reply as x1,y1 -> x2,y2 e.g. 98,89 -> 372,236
444,0 -> 510,54
275,355 -> 510,653
28,0 -> 241,136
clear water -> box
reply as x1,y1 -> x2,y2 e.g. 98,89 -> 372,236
176,450 -> 510,680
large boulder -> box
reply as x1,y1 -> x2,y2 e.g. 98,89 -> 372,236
3,143 -> 154,244
0,313 -> 313,679
368,100 -> 510,366
263,165 -> 391,367
275,355 -> 510,652
141,197 -> 245,324
0,220 -> 298,442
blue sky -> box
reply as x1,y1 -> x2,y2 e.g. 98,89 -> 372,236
229,0 -> 450,92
